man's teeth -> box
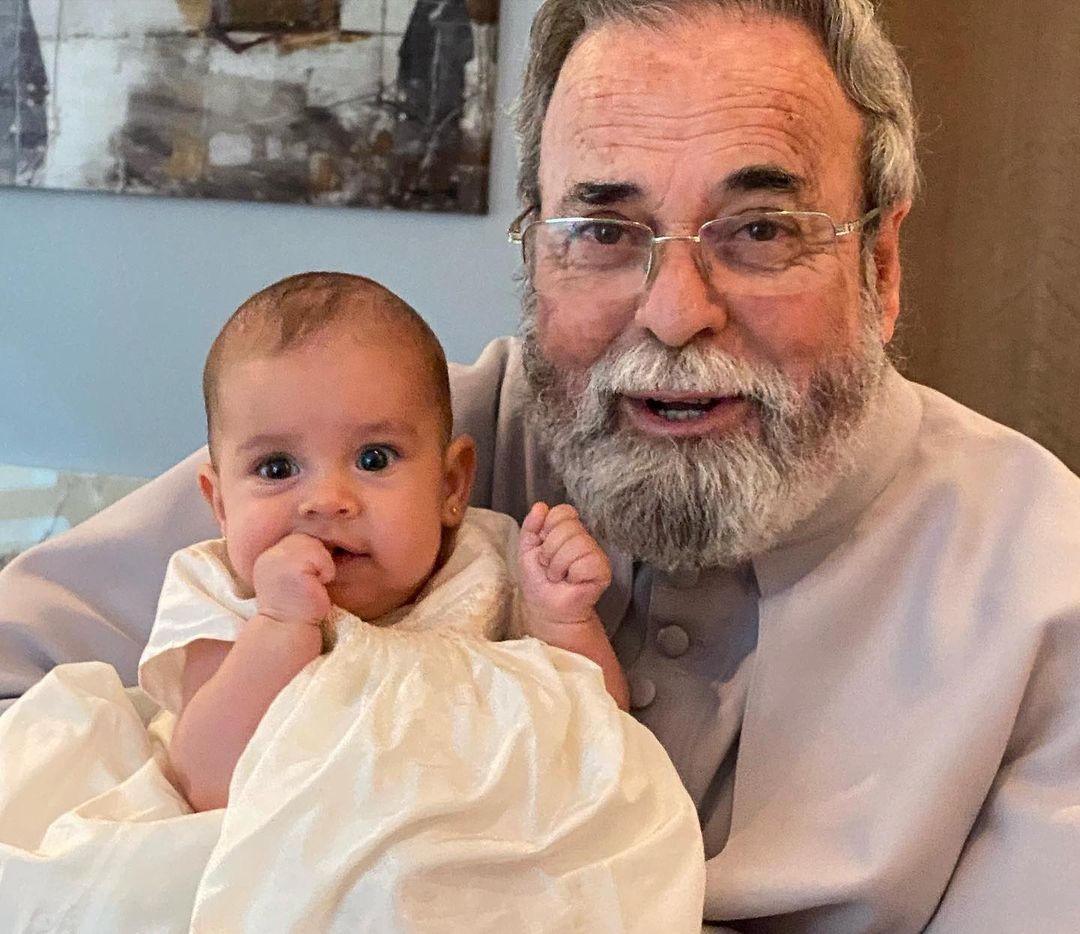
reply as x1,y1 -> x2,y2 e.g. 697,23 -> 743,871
646,398 -> 720,421
656,407 -> 707,421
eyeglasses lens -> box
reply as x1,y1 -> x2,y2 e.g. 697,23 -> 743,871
524,213 -> 841,301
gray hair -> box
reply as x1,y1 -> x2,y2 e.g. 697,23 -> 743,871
514,0 -> 919,215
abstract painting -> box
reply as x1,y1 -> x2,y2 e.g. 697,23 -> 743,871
0,0 -> 499,213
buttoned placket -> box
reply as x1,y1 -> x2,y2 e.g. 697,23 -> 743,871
612,559 -> 759,853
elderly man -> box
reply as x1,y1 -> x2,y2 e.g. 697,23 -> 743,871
2,0 -> 1078,930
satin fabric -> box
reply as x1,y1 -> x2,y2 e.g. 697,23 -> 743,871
0,509 -> 704,932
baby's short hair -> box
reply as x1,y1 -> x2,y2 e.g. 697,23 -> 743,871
203,272 -> 452,458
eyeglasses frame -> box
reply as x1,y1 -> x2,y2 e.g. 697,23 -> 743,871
507,205 -> 882,280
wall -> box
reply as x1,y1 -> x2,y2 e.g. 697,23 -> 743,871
0,0 -> 539,479
881,0 -> 1080,472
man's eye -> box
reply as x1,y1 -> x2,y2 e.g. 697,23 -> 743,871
730,214 -> 803,242
580,221 -> 626,246
357,446 -> 396,472
256,456 -> 298,481
742,219 -> 783,241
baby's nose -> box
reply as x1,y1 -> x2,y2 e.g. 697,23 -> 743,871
299,478 -> 360,518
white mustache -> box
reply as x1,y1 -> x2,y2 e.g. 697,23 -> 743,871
586,340 -> 798,410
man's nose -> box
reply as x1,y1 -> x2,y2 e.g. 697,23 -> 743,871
299,475 -> 360,518
634,239 -> 730,347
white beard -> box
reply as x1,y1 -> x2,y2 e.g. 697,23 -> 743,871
520,292 -> 891,572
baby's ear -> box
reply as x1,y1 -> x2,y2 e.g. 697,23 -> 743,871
441,434 -> 476,527
197,462 -> 228,535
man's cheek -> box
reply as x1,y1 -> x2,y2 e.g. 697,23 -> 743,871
733,285 -> 856,377
537,293 -> 626,369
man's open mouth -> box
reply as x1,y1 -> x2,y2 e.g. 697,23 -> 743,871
643,397 -> 726,422
619,393 -> 751,435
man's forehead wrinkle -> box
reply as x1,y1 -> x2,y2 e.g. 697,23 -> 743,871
576,115 -> 823,180
542,14 -> 863,218
561,19 -> 856,138
561,74 -> 844,152
565,111 -> 823,165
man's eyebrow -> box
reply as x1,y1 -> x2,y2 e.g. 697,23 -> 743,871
555,170 -> 803,213
557,181 -> 644,212
722,165 -> 806,195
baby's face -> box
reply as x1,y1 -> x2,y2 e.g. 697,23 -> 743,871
200,328 -> 468,620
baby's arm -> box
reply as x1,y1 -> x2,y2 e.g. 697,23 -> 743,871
169,534 -> 332,811
518,503 -> 630,711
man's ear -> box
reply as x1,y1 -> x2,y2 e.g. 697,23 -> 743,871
441,434 -> 477,528
873,199 -> 911,344
197,462 -> 228,536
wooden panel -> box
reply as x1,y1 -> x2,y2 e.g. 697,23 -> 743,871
881,0 -> 1080,471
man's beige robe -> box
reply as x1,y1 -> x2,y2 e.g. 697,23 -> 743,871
1,337 -> 1078,932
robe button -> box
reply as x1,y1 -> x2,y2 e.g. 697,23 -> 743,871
630,677 -> 657,710
656,625 -> 690,658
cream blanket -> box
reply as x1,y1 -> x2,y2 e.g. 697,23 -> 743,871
0,513 -> 704,932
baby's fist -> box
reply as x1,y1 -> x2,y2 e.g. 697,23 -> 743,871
519,502 -> 612,627
252,533 -> 335,626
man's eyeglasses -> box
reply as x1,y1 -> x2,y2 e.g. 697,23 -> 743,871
507,207 -> 881,300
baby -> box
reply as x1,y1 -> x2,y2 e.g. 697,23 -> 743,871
140,271 -> 629,812
0,272 -> 702,931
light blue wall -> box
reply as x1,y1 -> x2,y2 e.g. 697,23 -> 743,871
0,1 -> 540,479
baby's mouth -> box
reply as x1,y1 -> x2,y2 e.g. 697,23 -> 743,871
325,543 -> 367,562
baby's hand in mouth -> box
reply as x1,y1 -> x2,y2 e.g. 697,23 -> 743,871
252,533 -> 336,626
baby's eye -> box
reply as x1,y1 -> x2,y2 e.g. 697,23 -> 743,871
255,455 -> 298,481
356,445 -> 396,472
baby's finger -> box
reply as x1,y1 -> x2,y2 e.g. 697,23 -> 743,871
308,542 -> 336,583
539,515 -> 589,562
522,502 -> 550,535
545,533 -> 597,582
540,503 -> 579,536
282,533 -> 335,581
519,502 -> 550,554
563,549 -> 612,588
